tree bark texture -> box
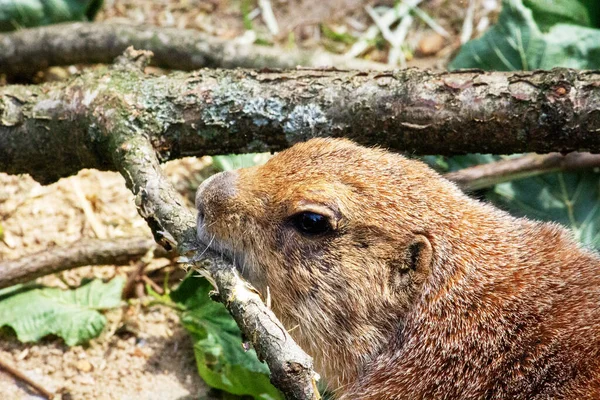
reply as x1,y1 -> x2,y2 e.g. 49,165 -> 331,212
0,22 -> 385,80
1,65 -> 600,184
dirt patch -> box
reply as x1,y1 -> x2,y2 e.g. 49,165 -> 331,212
0,160 -> 213,400
0,305 -> 209,400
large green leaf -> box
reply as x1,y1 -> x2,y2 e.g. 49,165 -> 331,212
522,0 -> 591,30
0,278 -> 124,345
171,275 -> 283,400
491,171 -> 600,249
0,0 -> 103,32
449,0 -> 600,70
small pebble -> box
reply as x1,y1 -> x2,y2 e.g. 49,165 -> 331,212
417,33 -> 446,56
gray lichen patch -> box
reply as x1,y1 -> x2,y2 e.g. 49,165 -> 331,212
242,97 -> 285,127
32,99 -> 66,120
0,96 -> 24,126
283,103 -> 328,142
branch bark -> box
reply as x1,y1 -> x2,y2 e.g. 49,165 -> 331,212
445,152 -> 600,191
100,49 -> 320,399
1,64 -> 599,184
0,22 -> 385,79
0,237 -> 167,290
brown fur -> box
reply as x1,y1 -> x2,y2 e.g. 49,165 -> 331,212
195,138 -> 600,399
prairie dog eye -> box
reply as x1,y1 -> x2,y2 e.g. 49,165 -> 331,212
291,211 -> 333,236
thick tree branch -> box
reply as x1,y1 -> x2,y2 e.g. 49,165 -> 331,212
1,65 -> 599,184
0,22 -> 384,79
0,237 -> 167,290
444,152 -> 600,191
113,131 -> 319,400
95,48 -> 319,399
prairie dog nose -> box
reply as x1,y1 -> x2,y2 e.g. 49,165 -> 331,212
195,170 -> 238,220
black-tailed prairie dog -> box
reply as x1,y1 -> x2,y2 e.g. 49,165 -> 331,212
196,138 -> 600,399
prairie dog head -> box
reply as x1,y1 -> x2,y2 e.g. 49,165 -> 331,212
195,138 -> 457,387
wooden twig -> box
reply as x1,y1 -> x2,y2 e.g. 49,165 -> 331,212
258,0 -> 279,36
141,275 -> 165,295
444,152 -> 600,191
134,281 -> 146,299
0,237 -> 168,289
0,358 -> 55,399
121,260 -> 148,299
460,0 -> 476,44
410,6 -> 450,38
70,178 -> 107,239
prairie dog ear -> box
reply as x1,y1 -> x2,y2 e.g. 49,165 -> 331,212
388,234 -> 433,293
407,234 -> 433,274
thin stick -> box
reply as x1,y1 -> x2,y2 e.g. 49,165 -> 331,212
460,0 -> 475,44
122,260 -> 148,299
444,152 -> 600,191
347,2 -> 420,58
410,6 -> 450,38
0,358 -> 55,399
70,178 -> 106,239
258,0 -> 279,36
141,275 -> 165,295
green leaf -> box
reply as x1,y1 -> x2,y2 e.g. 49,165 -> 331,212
212,153 -> 272,172
0,278 -> 124,346
171,275 -> 283,400
522,0 -> 591,30
449,0 -> 600,71
581,0 -> 600,27
542,23 -> 600,69
432,153 -> 600,251
0,0 -> 103,32
491,171 -> 600,250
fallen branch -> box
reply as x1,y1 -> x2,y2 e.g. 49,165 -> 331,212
0,22 -> 385,80
0,237 -> 167,290
0,358 -> 55,399
444,152 -> 600,191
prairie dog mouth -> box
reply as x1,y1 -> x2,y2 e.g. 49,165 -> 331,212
196,216 -> 233,259
196,216 -> 255,282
